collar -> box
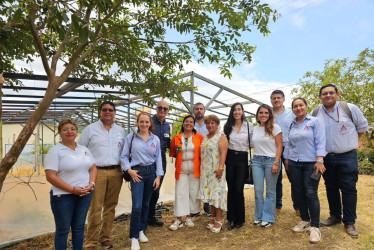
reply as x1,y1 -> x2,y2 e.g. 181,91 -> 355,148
99,119 -> 114,128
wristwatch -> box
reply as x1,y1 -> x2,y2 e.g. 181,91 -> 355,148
316,159 -> 324,164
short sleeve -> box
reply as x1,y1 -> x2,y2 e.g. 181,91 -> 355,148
44,146 -> 59,171
273,124 -> 282,137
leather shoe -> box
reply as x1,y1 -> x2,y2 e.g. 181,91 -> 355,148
345,224 -> 359,238
235,223 -> 244,229
320,216 -> 341,227
101,240 -> 113,249
148,217 -> 164,227
227,221 -> 235,231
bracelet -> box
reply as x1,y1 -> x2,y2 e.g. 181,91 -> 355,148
274,161 -> 279,166
90,181 -> 95,186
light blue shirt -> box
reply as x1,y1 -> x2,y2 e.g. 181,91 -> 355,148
284,114 -> 327,162
195,122 -> 208,137
121,132 -> 164,176
274,107 -> 295,146
315,101 -> 368,153
78,120 -> 126,166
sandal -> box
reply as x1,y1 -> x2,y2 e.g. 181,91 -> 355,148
211,220 -> 224,233
207,218 -> 215,230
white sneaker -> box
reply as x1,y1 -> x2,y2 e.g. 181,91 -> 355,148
131,238 -> 140,250
139,231 -> 148,243
309,227 -> 321,244
169,219 -> 183,231
293,221 -> 311,232
185,217 -> 195,227
254,220 -> 261,226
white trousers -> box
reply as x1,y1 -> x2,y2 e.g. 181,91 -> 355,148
174,173 -> 200,216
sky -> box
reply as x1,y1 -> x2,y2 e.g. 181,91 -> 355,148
181,0 -> 374,110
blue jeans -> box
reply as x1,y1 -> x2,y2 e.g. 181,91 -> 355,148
289,160 -> 320,228
323,150 -> 358,225
130,163 -> 156,239
252,155 -> 279,223
50,191 -> 91,250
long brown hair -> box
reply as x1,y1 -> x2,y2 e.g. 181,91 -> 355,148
256,104 -> 275,138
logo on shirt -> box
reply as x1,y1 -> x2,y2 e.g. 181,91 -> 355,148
151,143 -> 156,148
304,125 -> 310,131
341,125 -> 347,131
164,133 -> 170,138
85,151 -> 88,156
118,142 -> 122,147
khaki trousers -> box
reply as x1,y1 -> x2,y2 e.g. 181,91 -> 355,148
85,168 -> 123,247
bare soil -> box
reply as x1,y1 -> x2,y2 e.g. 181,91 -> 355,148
6,175 -> 374,249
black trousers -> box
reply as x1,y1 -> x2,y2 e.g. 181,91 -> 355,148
148,153 -> 166,220
226,149 -> 248,224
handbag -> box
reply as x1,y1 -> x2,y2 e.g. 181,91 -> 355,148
244,121 -> 253,185
123,133 -> 136,182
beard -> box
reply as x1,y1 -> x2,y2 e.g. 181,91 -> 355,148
195,113 -> 204,120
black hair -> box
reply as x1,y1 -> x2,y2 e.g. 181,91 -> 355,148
193,102 -> 205,110
224,102 -> 245,141
100,101 -> 116,111
270,90 -> 285,98
181,115 -> 197,134
319,84 -> 338,95
291,97 -> 308,108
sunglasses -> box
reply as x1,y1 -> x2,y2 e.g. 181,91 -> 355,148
101,108 -> 115,112
157,106 -> 169,112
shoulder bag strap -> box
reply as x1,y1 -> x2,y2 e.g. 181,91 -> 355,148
129,133 -> 136,163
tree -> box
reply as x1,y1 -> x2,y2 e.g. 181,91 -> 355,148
0,0 -> 277,192
291,48 -> 374,125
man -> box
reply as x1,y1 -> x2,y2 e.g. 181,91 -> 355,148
79,101 -> 125,249
147,100 -> 171,227
192,102 -> 211,216
315,84 -> 368,238
270,90 -> 299,214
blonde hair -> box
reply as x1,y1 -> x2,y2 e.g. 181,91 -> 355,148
136,112 -> 154,133
58,119 -> 78,133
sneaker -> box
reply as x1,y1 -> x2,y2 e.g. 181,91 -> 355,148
190,212 -> 201,218
131,238 -> 140,250
293,221 -> 311,232
309,227 -> 321,243
254,220 -> 261,226
139,231 -> 148,243
185,217 -> 195,227
147,217 -> 164,227
320,216 -> 341,227
169,219 -> 183,231
261,221 -> 272,228
101,239 -> 113,249
345,224 -> 359,238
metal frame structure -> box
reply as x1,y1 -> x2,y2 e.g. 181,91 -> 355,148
1,71 -> 263,130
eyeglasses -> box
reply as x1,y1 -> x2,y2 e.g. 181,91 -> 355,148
61,128 -> 78,132
101,108 -> 115,112
321,91 -> 336,96
157,106 -> 169,112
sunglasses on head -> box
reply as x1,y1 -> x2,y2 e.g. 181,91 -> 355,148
101,108 -> 114,112
157,106 -> 168,112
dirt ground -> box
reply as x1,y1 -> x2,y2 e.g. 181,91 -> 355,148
6,175 -> 374,249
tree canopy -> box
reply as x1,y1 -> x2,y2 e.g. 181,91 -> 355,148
0,0 -> 277,192
291,48 -> 374,125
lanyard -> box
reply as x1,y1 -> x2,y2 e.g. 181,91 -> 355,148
323,107 -> 340,123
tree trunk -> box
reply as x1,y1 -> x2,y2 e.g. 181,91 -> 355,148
0,78 -> 60,192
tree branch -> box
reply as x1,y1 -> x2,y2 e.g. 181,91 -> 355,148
27,2 -> 52,78
51,3 -> 83,73
94,0 -> 124,37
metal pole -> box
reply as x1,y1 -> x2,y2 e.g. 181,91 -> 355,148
34,123 -> 40,175
190,72 -> 194,111
127,94 -> 130,134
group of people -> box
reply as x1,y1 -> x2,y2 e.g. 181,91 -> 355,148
44,83 -> 368,250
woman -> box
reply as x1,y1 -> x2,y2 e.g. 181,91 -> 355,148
223,103 -> 253,230
169,115 -> 204,230
200,115 -> 228,233
121,112 -> 163,250
251,104 -> 282,228
45,119 -> 97,250
284,98 -> 326,244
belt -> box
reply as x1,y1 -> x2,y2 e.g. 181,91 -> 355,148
228,149 -> 248,155
96,165 -> 120,170
327,149 -> 356,156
